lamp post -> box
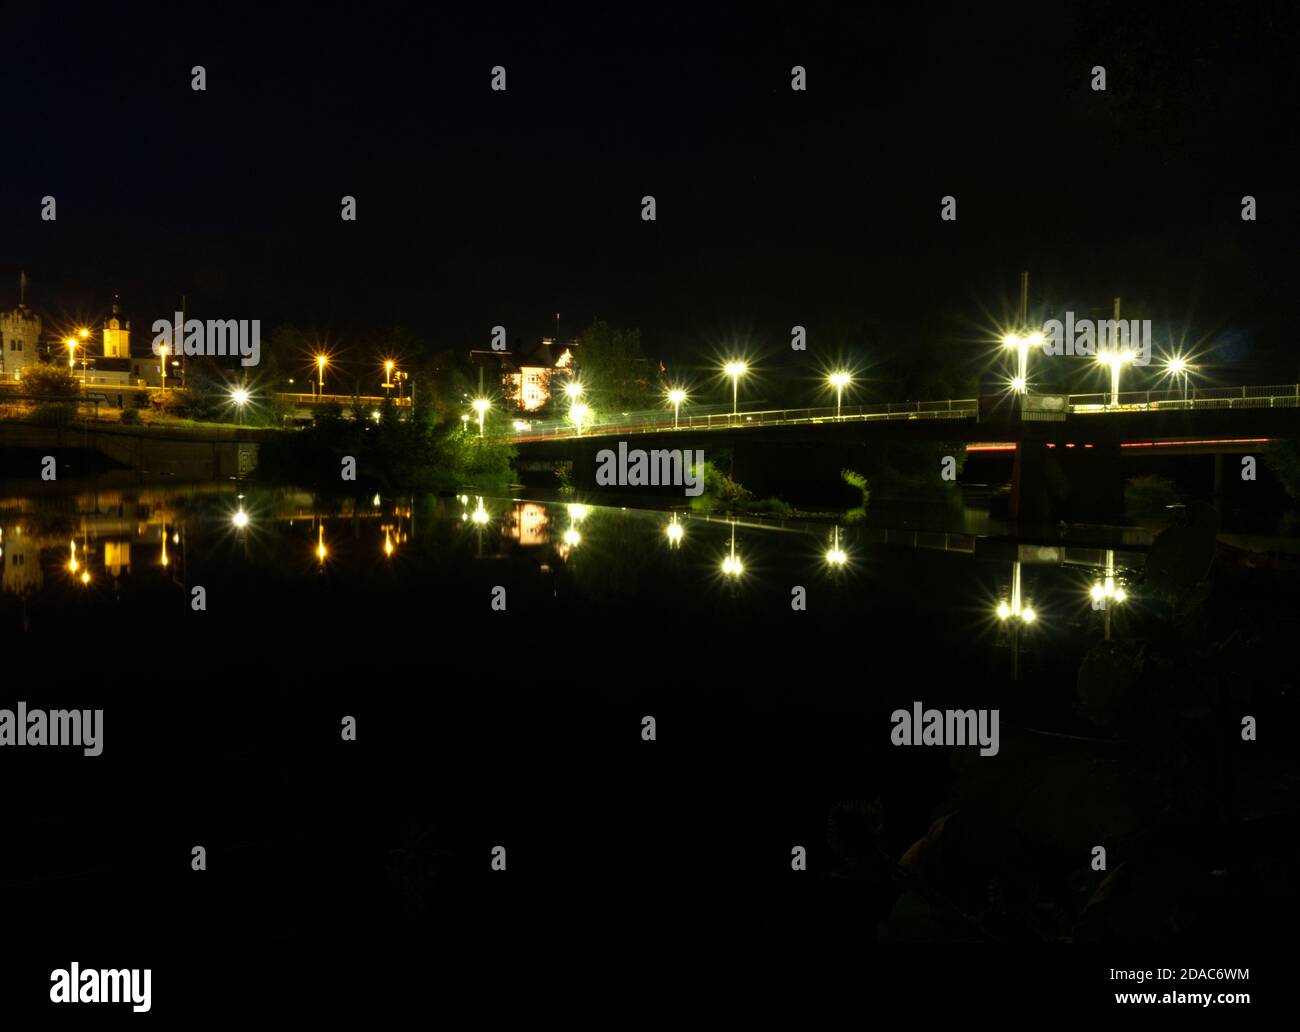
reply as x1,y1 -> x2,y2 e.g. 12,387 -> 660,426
316,355 -> 328,397
1166,356 -> 1191,403
724,361 -> 747,421
231,386 -> 250,427
471,398 -> 490,437
65,338 -> 79,381
1098,348 -> 1134,408
828,372 -> 851,418
571,401 -> 589,437
1002,332 -> 1043,393
159,344 -> 168,391
667,388 -> 686,428
384,360 -> 395,391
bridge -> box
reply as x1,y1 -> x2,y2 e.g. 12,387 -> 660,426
509,384 -> 1300,446
507,384 -> 1300,524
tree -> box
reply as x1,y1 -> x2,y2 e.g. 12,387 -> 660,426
20,363 -> 80,396
575,319 -> 658,411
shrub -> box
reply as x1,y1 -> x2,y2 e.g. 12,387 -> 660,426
21,364 -> 80,397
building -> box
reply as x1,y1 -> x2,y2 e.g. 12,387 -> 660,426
76,294 -> 165,388
0,303 -> 41,382
469,337 -> 578,413
1,272 -> 42,382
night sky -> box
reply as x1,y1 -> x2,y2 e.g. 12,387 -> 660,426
5,2 -> 1298,380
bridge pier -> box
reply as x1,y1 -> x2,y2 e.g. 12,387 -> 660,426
1009,440 -> 1125,525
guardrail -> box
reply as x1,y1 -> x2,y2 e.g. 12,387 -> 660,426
511,398 -> 980,440
1068,384 -> 1300,413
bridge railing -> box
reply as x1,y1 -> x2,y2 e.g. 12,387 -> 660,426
1068,384 -> 1300,413
511,397 -> 980,440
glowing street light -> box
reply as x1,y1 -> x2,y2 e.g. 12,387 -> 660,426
667,388 -> 687,428
564,381 -> 584,401
471,398 -> 491,437
828,372 -> 852,418
316,524 -> 328,564
232,508 -> 250,529
1164,355 -> 1193,402
159,344 -> 168,390
316,354 -> 328,395
1002,332 -> 1042,394
230,385 -> 250,426
1097,348 -> 1135,408
384,359 -> 395,388
724,361 -> 748,419
65,337 -> 86,383
570,401 -> 589,436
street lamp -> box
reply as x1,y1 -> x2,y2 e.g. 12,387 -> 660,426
724,361 -> 748,420
64,338 -> 80,380
1097,348 -> 1135,408
159,344 -> 168,390
570,401 -> 589,436
667,388 -> 686,428
1002,332 -> 1042,394
230,385 -> 250,426
316,354 -> 328,396
472,398 -> 491,437
564,381 -> 583,401
1164,355 -> 1192,402
384,360 -> 395,388
828,372 -> 851,418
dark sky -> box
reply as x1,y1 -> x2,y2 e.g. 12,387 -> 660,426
3,1 -> 1298,383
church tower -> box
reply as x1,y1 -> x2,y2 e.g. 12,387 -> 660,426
103,292 -> 130,358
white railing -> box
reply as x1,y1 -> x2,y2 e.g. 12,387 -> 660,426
1068,384 -> 1300,413
511,398 -> 979,440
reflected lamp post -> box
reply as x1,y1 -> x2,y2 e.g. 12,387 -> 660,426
996,560 -> 1037,679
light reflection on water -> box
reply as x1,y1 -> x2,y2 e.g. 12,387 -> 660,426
1,486 -> 1149,673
